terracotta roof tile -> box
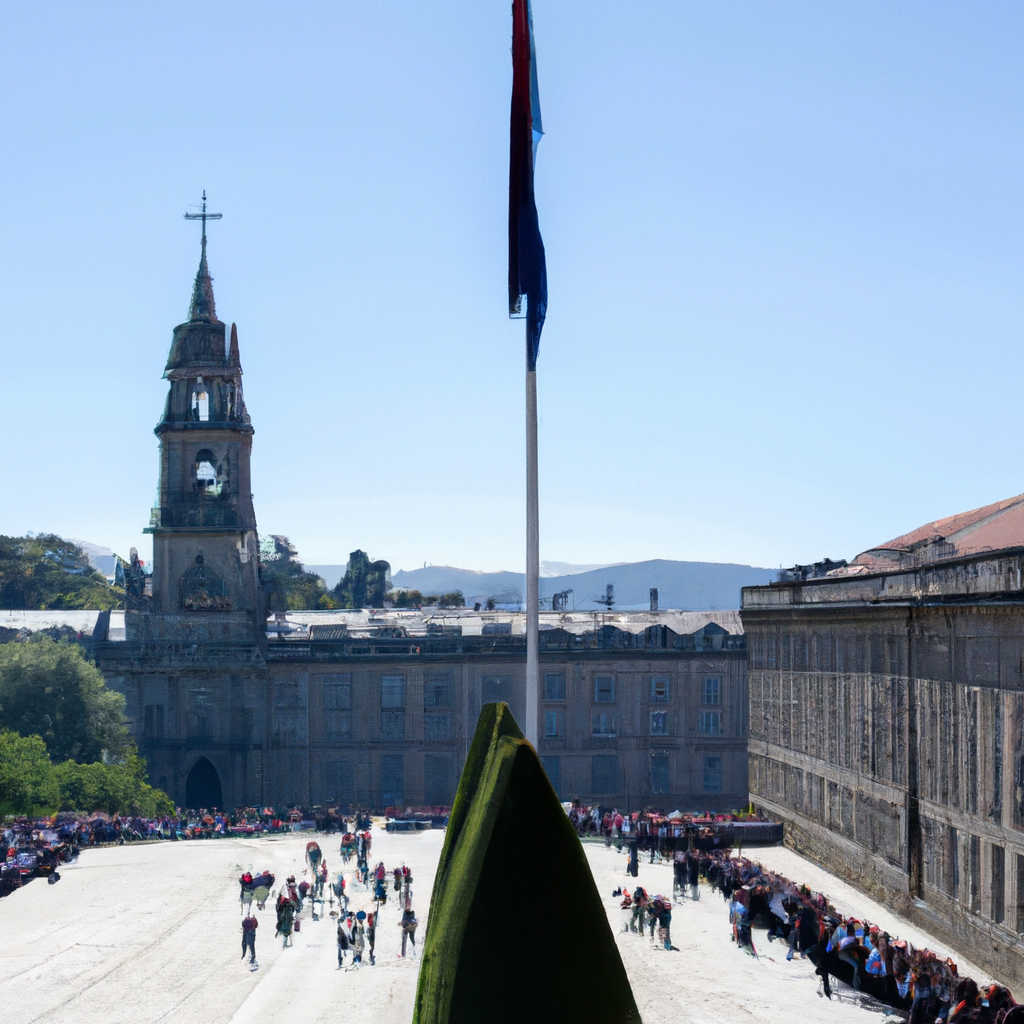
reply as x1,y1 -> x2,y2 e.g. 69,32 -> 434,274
854,492 -> 1024,567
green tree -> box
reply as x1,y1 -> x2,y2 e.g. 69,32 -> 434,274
0,730 -> 60,816
54,749 -> 174,816
333,550 -> 391,608
259,535 -> 333,611
0,534 -> 123,610
438,590 -> 466,608
0,636 -> 128,763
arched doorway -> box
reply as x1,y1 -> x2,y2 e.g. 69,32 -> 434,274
185,756 -> 223,810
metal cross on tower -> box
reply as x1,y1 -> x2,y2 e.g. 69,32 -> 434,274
183,190 -> 222,247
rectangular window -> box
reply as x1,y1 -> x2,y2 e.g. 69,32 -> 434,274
323,757 -> 353,804
325,710 -> 351,741
541,755 -> 561,797
650,677 -> 670,702
594,675 -> 615,703
381,675 -> 405,708
380,754 -> 404,806
699,711 -> 722,735
274,682 -> 302,706
423,713 -> 451,740
703,755 -> 722,793
992,844 -> 1005,925
424,675 -> 452,708
948,825 -> 959,901
650,710 -> 668,736
424,754 -> 452,805
544,710 -> 560,737
274,709 -> 306,745
1016,853 -> 1024,934
144,704 -> 165,740
592,712 -> 616,737
702,677 -> 721,704
970,835 -> 981,913
321,674 -> 352,709
544,673 -> 566,701
591,754 -> 618,794
651,753 -> 670,795
381,709 -> 406,741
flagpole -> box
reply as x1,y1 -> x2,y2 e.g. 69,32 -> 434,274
525,349 -> 539,748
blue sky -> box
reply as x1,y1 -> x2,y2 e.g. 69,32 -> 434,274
1,2 -> 1022,573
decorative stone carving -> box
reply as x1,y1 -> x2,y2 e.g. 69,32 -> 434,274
179,554 -> 232,611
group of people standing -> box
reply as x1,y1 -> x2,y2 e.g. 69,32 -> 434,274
705,852 -> 1020,1023
616,886 -> 675,951
336,858 -> 418,969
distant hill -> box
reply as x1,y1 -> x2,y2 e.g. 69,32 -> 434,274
304,560 -> 626,591
380,559 -> 775,611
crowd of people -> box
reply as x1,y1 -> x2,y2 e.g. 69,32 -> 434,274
234,829 -> 419,972
569,802 -> 766,860
702,852 -> 1020,1023
1,819 -> 83,896
1,805 -> 379,903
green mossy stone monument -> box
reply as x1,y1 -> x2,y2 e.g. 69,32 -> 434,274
413,702 -> 641,1024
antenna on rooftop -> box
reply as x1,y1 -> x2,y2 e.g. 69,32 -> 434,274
594,584 -> 615,609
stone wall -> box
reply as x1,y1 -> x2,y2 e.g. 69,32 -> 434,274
96,634 -> 748,815
742,552 -> 1024,990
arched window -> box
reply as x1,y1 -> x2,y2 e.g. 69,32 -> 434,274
194,448 -> 225,496
191,377 -> 209,422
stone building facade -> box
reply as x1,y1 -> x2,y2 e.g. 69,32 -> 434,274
91,240 -> 749,815
94,616 -> 748,813
742,546 -> 1024,990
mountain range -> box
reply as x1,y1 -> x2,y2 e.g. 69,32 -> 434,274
306,559 -> 776,611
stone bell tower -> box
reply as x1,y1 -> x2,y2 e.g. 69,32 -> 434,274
140,202 -> 263,639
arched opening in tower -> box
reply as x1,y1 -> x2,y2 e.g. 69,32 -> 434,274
185,756 -> 223,810
193,448 -> 225,496
191,377 -> 210,422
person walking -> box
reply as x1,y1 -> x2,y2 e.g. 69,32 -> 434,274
336,914 -> 350,968
400,902 -> 419,957
687,850 -> 701,901
367,911 -> 377,965
352,912 -> 366,964
655,896 -> 673,951
673,849 -> 686,899
241,912 -> 258,964
276,892 -> 296,947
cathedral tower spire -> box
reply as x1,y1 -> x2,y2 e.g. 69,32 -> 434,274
185,190 -> 221,323
142,201 -> 262,631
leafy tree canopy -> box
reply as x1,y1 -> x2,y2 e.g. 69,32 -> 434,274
0,534 -> 123,610
0,730 -> 173,817
54,750 -> 174,817
259,535 -> 336,611
437,591 -> 466,609
0,636 -> 129,763
333,550 -> 391,609
0,730 -> 60,817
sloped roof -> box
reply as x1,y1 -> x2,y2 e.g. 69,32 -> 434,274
275,608 -> 744,638
853,492 -> 1024,568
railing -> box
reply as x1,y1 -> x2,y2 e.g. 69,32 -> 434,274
156,504 -> 242,528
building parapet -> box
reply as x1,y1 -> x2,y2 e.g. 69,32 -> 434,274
743,548 -> 1024,610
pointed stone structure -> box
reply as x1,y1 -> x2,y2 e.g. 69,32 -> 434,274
414,703 -> 641,1024
141,233 -> 262,631
188,229 -> 218,322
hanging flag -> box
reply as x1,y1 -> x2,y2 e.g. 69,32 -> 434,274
509,0 -> 547,371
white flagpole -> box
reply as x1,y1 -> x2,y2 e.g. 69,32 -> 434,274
525,347 -> 540,748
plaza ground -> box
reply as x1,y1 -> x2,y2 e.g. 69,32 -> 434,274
1,830 -> 990,1024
